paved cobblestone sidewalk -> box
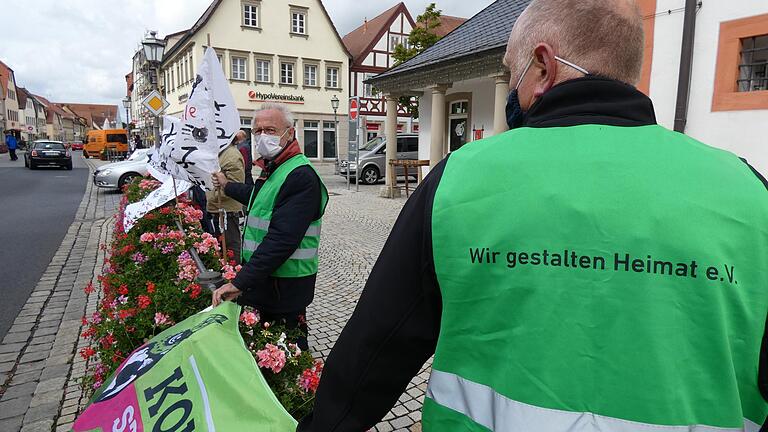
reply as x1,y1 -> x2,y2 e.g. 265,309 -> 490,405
0,157 -> 118,432
0,160 -> 428,431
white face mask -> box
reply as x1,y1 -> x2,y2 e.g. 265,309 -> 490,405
254,129 -> 289,160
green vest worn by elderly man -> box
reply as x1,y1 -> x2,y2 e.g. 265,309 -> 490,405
425,124 -> 768,431
241,154 -> 328,278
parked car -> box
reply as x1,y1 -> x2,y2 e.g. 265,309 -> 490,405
25,140 -> 72,170
93,149 -> 150,190
338,134 -> 419,185
70,141 -> 84,151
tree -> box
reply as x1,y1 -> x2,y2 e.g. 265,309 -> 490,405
390,4 -> 444,118
392,3 -> 443,66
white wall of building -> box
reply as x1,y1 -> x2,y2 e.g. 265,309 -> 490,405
649,0 -> 768,174
161,0 -> 350,160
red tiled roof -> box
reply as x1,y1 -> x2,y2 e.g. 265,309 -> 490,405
431,15 -> 467,37
0,60 -> 14,99
60,103 -> 119,127
126,72 -> 134,96
16,86 -> 28,108
343,3 -> 412,64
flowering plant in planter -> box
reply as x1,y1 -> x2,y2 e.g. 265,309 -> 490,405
80,177 -> 323,420
239,307 -> 322,419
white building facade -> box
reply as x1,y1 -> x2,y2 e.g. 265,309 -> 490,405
371,0 -> 768,183
159,0 -> 351,161
648,1 -> 768,174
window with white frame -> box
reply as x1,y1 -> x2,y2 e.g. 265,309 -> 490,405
183,56 -> 188,83
326,66 -> 339,88
188,53 -> 194,80
281,62 -> 295,84
363,73 -> 378,97
256,59 -> 271,82
291,10 -> 307,35
8,90 -> 15,101
390,35 -> 402,50
304,64 -> 317,86
176,62 -> 181,88
232,56 -> 247,80
243,2 -> 260,27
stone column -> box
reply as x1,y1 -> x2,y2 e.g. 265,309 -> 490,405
381,94 -> 401,198
493,74 -> 511,135
429,84 -> 450,168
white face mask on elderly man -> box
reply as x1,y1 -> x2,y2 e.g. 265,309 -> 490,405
253,129 -> 289,160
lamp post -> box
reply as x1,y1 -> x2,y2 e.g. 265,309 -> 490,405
331,95 -> 343,189
142,30 -> 166,148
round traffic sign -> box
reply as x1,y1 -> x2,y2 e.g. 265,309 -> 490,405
349,99 -> 359,121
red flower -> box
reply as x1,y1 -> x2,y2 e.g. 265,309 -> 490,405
81,316 -> 88,325
146,282 -> 156,294
84,282 -> 95,295
185,283 -> 202,300
118,309 -> 135,321
79,347 -> 96,360
100,334 -> 116,348
160,207 -> 172,215
118,284 -> 129,295
137,295 -> 151,309
227,249 -> 235,259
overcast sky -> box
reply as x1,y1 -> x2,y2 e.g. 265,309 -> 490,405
0,0 -> 493,120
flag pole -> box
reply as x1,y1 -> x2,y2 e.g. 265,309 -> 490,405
216,188 -> 228,262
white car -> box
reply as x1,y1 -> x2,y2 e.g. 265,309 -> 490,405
93,149 -> 150,190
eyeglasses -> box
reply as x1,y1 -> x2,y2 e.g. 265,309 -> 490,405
252,127 -> 281,135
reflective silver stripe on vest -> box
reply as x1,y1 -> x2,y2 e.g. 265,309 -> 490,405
242,240 -> 318,260
247,216 -> 322,237
426,370 -> 761,432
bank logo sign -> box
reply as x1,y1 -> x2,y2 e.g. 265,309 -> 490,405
248,90 -> 305,105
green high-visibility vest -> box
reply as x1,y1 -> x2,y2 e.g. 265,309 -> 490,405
426,124 -> 768,431
242,154 -> 328,278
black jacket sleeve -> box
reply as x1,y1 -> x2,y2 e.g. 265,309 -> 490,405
232,166 -> 321,292
224,181 -> 261,207
297,159 -> 448,432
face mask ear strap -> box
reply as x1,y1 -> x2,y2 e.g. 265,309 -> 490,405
515,56 -> 535,90
554,56 -> 590,75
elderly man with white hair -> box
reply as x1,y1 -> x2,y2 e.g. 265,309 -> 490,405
298,0 -> 768,431
211,103 -> 328,351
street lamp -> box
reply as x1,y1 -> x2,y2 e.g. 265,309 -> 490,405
331,95 -> 345,188
142,31 -> 166,148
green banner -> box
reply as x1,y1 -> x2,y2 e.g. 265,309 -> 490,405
73,302 -> 297,432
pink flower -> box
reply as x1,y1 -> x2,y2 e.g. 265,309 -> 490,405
131,252 -> 148,264
91,312 -> 102,324
222,264 -> 238,281
240,311 -> 259,326
154,312 -> 173,326
256,344 -> 287,374
177,251 -> 199,281
139,232 -> 156,243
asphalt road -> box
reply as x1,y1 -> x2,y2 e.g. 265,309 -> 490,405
0,151 -> 88,340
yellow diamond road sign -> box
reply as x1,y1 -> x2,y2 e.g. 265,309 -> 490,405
141,90 -> 170,116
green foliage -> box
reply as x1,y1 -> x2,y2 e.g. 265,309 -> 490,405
392,3 -> 443,66
391,3 -> 444,118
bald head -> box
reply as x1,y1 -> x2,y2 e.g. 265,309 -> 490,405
506,0 -> 644,86
234,130 -> 247,144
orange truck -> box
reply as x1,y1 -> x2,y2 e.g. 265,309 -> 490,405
84,129 -> 129,159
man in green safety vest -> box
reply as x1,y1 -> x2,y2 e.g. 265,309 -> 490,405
212,103 -> 328,350
298,0 -> 768,430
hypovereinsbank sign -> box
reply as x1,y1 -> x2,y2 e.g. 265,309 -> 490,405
248,90 -> 305,105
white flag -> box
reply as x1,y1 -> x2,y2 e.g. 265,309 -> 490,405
205,47 -> 240,151
147,116 -> 219,190
123,178 -> 192,232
